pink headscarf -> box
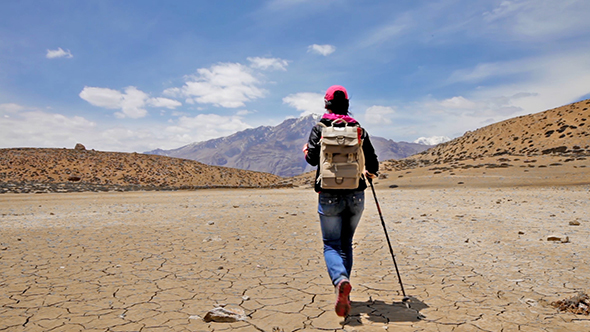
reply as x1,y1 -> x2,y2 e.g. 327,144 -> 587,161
322,113 -> 357,124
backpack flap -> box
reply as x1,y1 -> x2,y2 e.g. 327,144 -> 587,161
321,126 -> 359,148
320,162 -> 360,189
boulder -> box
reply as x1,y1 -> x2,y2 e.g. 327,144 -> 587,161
74,143 -> 86,150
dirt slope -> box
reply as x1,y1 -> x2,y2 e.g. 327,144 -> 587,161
411,99 -> 590,163
0,148 -> 286,191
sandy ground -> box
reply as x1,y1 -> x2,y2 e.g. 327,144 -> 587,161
1,185 -> 589,331
377,155 -> 589,189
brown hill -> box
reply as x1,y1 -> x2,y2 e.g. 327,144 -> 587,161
410,99 -> 590,163
0,148 -> 286,193
372,99 -> 590,188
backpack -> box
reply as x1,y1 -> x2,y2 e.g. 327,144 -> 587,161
318,119 -> 365,189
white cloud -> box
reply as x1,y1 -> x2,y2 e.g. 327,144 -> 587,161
164,114 -> 253,142
413,136 -> 451,145
80,86 -> 181,119
0,104 -> 96,149
114,87 -> 150,119
364,106 -> 396,125
0,103 -> 258,152
247,57 -> 289,71
164,62 -> 266,108
46,47 -> 73,59
147,97 -> 182,109
236,109 -> 255,116
282,92 -> 324,116
439,96 -> 477,110
360,93 -> 530,142
79,87 -> 124,109
452,50 -> 590,115
410,47 -> 590,141
375,59 -> 590,140
0,103 -> 26,113
307,44 -> 336,56
447,59 -> 539,84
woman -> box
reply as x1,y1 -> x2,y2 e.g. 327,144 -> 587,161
303,85 -> 379,317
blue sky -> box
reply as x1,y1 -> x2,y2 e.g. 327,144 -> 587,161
1,0 -> 590,152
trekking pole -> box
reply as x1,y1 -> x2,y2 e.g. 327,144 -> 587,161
367,176 -> 410,305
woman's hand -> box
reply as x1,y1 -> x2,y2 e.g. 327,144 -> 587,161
302,143 -> 309,157
364,170 -> 377,179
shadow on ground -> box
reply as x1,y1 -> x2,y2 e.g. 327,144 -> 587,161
344,296 -> 428,326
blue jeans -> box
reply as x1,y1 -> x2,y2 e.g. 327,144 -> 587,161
318,191 -> 365,286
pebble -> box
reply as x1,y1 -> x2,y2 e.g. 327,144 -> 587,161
203,307 -> 247,322
547,235 -> 569,243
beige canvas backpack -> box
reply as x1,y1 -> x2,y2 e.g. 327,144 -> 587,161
318,120 -> 365,189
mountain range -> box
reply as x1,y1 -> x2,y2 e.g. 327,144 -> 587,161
145,115 -> 431,177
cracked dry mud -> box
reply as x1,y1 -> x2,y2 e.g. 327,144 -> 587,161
1,187 -> 589,331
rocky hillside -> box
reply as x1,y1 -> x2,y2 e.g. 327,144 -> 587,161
0,147 -> 286,193
407,99 -> 590,164
146,115 -> 431,177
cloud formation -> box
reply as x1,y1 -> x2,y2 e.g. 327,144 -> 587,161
248,57 -> 289,71
166,114 -> 252,139
0,103 -> 257,152
364,105 -> 396,125
283,92 -> 324,116
307,44 -> 336,56
46,48 -> 73,59
413,136 -> 451,145
164,62 -> 269,108
148,97 -> 183,109
0,103 -> 96,148
79,86 -> 181,119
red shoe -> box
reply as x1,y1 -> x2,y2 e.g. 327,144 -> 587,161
335,279 -> 352,317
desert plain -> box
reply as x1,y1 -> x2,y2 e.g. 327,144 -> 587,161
1,100 -> 590,331
1,168 -> 589,331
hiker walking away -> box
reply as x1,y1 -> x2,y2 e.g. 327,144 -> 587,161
302,85 -> 379,317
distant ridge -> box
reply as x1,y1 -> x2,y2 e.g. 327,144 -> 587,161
145,114 -> 431,177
